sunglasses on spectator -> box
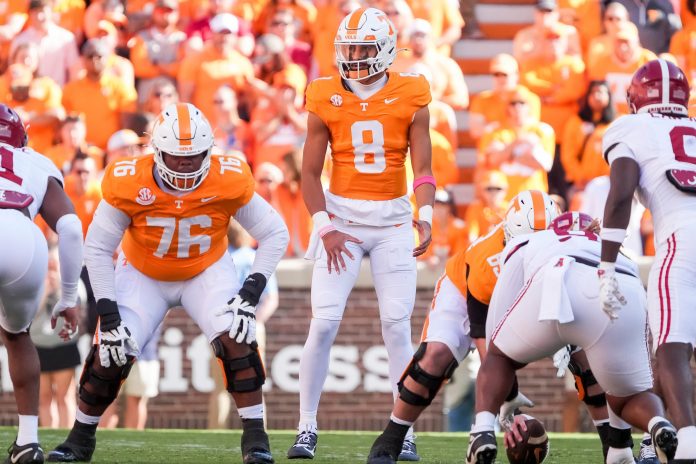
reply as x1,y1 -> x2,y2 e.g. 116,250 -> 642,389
154,91 -> 175,98
213,99 -> 226,105
605,16 -> 623,21
75,169 -> 92,175
85,54 -> 105,59
492,72 -> 508,77
271,20 -> 292,26
257,178 -> 274,184
509,100 -> 526,106
485,186 -> 504,192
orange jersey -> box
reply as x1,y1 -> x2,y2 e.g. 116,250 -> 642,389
102,155 -> 255,281
305,72 -> 431,201
445,223 -> 505,303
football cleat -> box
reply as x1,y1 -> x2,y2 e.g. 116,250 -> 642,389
241,425 -> 274,464
4,442 -> 43,464
397,439 -> 420,461
650,420 -> 678,464
287,430 -> 317,459
466,431 -> 497,464
636,436 -> 659,464
46,438 -> 95,463
242,449 -> 274,464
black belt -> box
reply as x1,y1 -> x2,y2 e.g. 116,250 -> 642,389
569,256 -> 636,278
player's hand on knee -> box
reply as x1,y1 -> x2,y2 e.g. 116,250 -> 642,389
412,220 -> 432,257
51,302 -> 80,341
96,299 -> 139,368
503,415 -> 529,448
219,273 -> 267,345
598,265 -> 627,321
321,230 -> 362,274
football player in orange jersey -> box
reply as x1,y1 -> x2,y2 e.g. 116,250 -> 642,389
287,7 -> 434,462
47,103 -> 289,464
366,190 -> 557,464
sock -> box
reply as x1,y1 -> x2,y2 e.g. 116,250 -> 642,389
595,422 -> 611,459
391,415 -> 415,442
238,404 -> 264,420
298,410 -> 318,433
471,412 -> 496,433
75,410 -> 101,425
16,415 -> 38,446
606,446 -> 634,464
675,426 -> 696,459
648,416 -> 669,432
298,318 -> 340,431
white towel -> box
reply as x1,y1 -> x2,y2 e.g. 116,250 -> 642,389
304,227 -> 324,261
538,256 -> 575,324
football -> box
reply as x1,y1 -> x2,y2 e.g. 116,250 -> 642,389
505,416 -> 549,464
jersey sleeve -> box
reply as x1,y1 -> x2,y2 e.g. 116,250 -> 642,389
100,161 -> 132,213
411,74 -> 432,108
602,116 -> 640,165
304,78 -> 325,118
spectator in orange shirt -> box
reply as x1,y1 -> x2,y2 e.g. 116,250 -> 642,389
254,0 -> 317,45
430,127 -> 459,189
45,114 -> 105,173
561,80 -> 614,207
0,56 -> 64,154
310,0 -> 360,78
62,39 -> 137,150
211,85 -> 253,159
519,24 -> 586,138
254,161 -> 284,205
53,0 -> 86,43
105,129 -> 143,166
11,0 -> 80,87
405,0 -> 464,56
586,2 -> 632,60
266,8 -> 313,76
130,0 -> 186,104
468,54 -> 542,141
83,0 -> 127,40
253,33 -> 307,93
0,0 -> 28,74
184,0 -> 256,58
275,150 -> 310,257
587,22 -> 657,114
178,13 -> 254,120
64,154 -> 102,237
420,188 -> 468,270
393,19 -> 469,110
140,77 -> 178,114
465,170 -> 508,242
478,90 -> 555,200
513,0 -> 581,69
94,20 -> 135,90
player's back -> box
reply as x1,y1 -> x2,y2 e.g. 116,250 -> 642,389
0,143 -> 63,219
603,112 -> 696,243
456,223 -> 506,304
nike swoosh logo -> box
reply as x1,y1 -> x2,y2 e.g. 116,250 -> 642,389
201,196 -> 217,203
384,98 -> 399,104
11,448 -> 33,463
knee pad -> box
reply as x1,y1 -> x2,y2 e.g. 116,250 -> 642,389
568,359 -> 607,407
79,345 -> 134,407
397,343 -> 458,407
212,337 -> 266,393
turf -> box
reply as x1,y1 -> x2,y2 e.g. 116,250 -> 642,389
0,427 -> 610,463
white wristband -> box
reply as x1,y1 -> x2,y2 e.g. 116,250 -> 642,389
599,261 -> 616,274
312,211 -> 335,237
600,227 -> 626,244
418,205 -> 433,226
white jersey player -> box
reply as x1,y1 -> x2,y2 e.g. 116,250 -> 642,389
466,212 -> 677,464
600,58 -> 696,461
0,104 -> 83,464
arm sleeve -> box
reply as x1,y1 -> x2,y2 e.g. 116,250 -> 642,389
55,213 -> 84,306
233,193 -> 289,280
466,263 -> 489,339
83,200 -> 131,301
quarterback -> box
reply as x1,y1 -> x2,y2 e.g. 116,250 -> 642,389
288,7 -> 434,461
47,103 -> 289,464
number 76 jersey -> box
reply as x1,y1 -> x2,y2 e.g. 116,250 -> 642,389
603,113 -> 696,244
305,72 -> 431,201
101,155 -> 254,281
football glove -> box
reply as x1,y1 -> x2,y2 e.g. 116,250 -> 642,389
598,264 -> 627,321
552,345 -> 572,378
96,299 -> 139,368
499,391 -> 534,431
220,273 -> 267,345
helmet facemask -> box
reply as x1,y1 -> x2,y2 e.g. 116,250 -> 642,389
336,41 -> 388,81
154,147 -> 212,192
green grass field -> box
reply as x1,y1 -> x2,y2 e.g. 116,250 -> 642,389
0,427 -> 615,463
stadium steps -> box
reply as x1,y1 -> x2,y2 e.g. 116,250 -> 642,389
452,0 -> 535,210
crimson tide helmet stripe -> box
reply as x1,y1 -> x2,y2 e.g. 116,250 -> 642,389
658,58 -> 670,106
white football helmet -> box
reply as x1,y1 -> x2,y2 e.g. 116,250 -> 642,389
334,7 -> 397,81
503,190 -> 558,241
151,103 -> 214,191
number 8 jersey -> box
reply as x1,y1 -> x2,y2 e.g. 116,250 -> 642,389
603,112 -> 696,244
101,154 -> 254,281
305,72 -> 431,225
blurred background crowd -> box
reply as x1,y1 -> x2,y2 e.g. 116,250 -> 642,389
1,0 -> 691,432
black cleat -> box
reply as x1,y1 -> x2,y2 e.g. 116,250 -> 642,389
366,433 -> 401,464
241,420 -> 274,464
243,449 -> 274,464
397,439 -> 420,462
287,430 -> 317,459
466,431 -> 497,464
650,420 -> 677,464
5,442 -> 43,464
46,438 -> 95,463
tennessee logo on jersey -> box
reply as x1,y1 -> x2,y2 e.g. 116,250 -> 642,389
101,154 -> 254,281
305,72 -> 431,201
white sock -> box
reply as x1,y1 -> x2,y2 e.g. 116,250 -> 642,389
16,415 -> 38,446
592,419 -> 609,427
390,414 -> 414,427
675,426 -> 696,459
238,404 -> 264,420
606,446 -> 634,464
471,412 -> 496,433
648,415 -> 669,433
75,409 -> 101,425
298,417 -> 317,434
298,318 -> 340,430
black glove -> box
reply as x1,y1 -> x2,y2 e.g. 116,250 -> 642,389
236,273 -> 267,307
96,298 -> 122,331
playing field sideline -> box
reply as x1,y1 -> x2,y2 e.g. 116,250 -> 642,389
0,427 -> 612,463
